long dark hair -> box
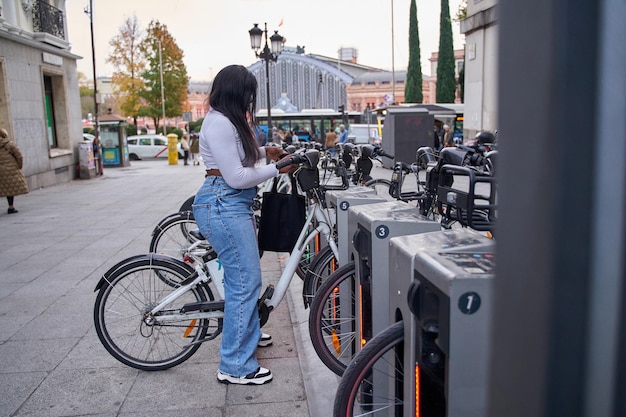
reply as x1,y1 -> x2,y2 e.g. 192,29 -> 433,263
209,65 -> 260,166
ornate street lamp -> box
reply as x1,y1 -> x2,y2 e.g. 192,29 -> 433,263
249,23 -> 284,135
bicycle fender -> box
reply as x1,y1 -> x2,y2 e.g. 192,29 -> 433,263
150,211 -> 194,237
94,253 -> 194,291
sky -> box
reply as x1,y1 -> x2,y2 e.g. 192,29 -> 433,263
65,0 -> 465,82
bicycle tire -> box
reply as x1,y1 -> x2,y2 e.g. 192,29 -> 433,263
308,261 -> 358,376
149,211 -> 211,260
302,245 -> 338,308
333,321 -> 405,417
364,178 -> 394,201
94,255 -> 221,371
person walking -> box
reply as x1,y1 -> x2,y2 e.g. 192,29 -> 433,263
325,128 -> 338,157
338,124 -> 348,144
192,65 -> 296,385
0,128 -> 29,214
189,133 -> 200,165
442,124 -> 455,147
180,133 -> 190,165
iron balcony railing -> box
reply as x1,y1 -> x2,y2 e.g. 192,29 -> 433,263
32,0 -> 65,39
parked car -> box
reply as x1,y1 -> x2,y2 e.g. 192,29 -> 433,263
126,134 -> 183,160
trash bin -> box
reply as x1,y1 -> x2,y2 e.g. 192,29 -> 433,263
167,133 -> 179,165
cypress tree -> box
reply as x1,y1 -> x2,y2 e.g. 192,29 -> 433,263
436,0 -> 457,103
404,0 -> 423,103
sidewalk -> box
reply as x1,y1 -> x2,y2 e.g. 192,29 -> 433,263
0,159 -> 337,417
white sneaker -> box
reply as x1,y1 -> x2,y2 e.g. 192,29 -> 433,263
217,367 -> 273,385
258,332 -> 273,348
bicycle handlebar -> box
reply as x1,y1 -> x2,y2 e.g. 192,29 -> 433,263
275,149 -> 320,170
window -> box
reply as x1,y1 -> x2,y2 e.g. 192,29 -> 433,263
140,138 -> 151,146
154,138 -> 166,146
44,75 -> 58,148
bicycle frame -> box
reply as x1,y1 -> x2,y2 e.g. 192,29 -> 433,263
148,192 -> 339,326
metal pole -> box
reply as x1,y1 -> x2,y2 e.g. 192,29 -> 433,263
88,0 -> 98,140
391,0 -> 396,103
264,23 -> 272,132
158,39 -> 166,136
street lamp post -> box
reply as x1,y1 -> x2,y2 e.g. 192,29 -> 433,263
249,23 -> 284,135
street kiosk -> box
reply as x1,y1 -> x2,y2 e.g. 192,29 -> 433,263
99,112 -> 130,167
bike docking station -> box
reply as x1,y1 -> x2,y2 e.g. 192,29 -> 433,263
387,229 -> 495,417
379,164 -> 497,417
349,200 -> 441,353
325,186 -> 385,265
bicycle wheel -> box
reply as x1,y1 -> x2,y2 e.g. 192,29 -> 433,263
364,178 -> 394,201
333,321 -> 405,417
149,211 -> 211,259
94,255 -> 221,371
308,261 -> 358,376
302,245 -> 338,308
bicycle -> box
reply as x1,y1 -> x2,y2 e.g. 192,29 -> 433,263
93,149 -> 351,370
307,147 -> 498,376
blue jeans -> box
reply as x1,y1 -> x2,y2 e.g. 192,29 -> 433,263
192,177 -> 262,377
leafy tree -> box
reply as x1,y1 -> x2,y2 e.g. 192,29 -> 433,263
189,118 -> 203,133
107,15 -> 146,127
404,0 -> 423,103
436,0 -> 457,103
78,71 -> 95,119
138,20 -> 189,134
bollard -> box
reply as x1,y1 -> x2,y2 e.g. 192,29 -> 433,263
167,133 -> 179,165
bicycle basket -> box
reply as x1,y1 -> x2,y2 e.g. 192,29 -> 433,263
296,166 -> 320,192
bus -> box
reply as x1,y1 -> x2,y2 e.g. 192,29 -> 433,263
256,109 -> 362,142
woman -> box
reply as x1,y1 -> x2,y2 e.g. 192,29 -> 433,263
189,133 -> 200,165
192,65 -> 295,385
0,128 -> 29,214
180,133 -> 190,165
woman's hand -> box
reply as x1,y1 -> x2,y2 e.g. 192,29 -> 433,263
265,145 -> 288,161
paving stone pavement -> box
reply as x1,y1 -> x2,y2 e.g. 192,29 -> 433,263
0,158 -> 347,417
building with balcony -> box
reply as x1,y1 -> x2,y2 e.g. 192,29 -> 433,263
0,0 -> 83,188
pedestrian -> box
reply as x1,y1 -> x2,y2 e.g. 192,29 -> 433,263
271,128 -> 284,145
189,133 -> 200,165
254,126 -> 267,147
192,65 -> 296,385
443,124 -> 454,147
325,128 -> 338,157
92,135 -> 103,175
181,133 -> 190,165
338,123 -> 348,144
284,130 -> 293,145
0,128 -> 29,214
433,123 -> 442,150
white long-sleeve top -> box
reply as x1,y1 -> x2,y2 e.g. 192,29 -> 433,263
200,109 -> 278,189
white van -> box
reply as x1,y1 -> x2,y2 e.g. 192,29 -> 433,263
127,134 -> 183,160
347,124 -> 381,144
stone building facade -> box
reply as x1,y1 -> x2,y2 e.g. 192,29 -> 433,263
0,0 -> 83,188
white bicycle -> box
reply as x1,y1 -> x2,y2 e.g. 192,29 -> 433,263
93,150 -> 349,370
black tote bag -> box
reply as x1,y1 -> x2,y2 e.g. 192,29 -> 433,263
257,175 -> 306,252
